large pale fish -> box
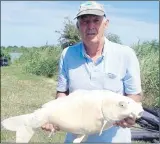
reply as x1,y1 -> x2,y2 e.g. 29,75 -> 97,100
1,89 -> 144,143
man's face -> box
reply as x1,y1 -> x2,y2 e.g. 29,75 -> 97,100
77,15 -> 108,43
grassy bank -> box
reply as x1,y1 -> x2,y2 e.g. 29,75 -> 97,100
1,65 -> 66,143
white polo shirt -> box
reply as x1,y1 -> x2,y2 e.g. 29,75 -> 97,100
57,37 -> 142,143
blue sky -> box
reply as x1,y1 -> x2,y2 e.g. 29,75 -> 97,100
1,1 -> 159,47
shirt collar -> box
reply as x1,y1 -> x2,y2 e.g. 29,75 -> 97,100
81,37 -> 109,58
81,42 -> 88,58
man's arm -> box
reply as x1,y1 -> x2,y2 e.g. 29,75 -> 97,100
55,90 -> 69,99
125,93 -> 143,102
115,48 -> 143,128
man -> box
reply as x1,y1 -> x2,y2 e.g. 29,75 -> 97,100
42,1 -> 142,143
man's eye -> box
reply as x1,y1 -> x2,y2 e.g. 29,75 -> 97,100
82,20 -> 88,24
94,19 -> 99,23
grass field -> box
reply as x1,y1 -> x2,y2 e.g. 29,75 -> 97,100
1,65 -> 149,143
1,65 -> 66,143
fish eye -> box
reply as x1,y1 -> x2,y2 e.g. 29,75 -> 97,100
121,104 -> 124,107
119,101 -> 127,108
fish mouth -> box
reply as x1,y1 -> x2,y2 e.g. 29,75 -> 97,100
136,111 -> 144,118
129,111 -> 144,119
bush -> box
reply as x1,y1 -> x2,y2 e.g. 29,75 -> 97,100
133,40 -> 159,107
1,49 -> 11,65
16,46 -> 62,78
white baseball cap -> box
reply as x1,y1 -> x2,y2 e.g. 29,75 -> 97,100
75,1 -> 106,19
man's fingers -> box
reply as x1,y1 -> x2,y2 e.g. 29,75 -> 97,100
124,117 -> 136,125
41,123 -> 54,131
114,119 -> 133,128
41,123 -> 48,130
119,120 -> 128,128
54,125 -> 60,131
41,123 -> 60,132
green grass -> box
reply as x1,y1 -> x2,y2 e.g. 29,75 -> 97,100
1,65 -> 66,143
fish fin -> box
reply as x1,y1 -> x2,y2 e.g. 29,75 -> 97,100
73,134 -> 88,143
1,114 -> 30,131
99,120 -> 108,136
2,114 -> 35,143
99,121 -> 114,136
16,126 -> 35,143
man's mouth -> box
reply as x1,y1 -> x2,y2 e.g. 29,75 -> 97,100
87,33 -> 96,36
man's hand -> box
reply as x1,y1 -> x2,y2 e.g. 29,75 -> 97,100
114,93 -> 142,128
41,123 -> 60,132
114,117 -> 136,128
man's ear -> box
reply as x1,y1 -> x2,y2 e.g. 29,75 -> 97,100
76,21 -> 79,29
104,19 -> 109,29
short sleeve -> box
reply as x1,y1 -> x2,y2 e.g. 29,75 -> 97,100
56,50 -> 69,92
123,48 -> 142,95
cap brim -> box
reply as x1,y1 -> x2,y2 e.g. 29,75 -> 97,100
74,9 -> 105,19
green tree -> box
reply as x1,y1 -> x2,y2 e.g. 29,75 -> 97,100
106,33 -> 122,44
56,17 -> 81,49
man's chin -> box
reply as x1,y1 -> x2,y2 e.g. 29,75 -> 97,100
86,37 -> 99,43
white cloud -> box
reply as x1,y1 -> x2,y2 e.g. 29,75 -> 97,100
104,4 -> 157,16
107,16 -> 159,46
1,1 -> 77,46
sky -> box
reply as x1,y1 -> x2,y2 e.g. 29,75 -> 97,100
1,1 -> 159,47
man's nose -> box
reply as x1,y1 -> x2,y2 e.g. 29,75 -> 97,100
87,21 -> 95,29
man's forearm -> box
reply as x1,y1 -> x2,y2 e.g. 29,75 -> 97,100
55,89 -> 69,99
126,93 -> 143,102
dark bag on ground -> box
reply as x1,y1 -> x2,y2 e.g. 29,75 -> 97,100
131,107 -> 160,143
